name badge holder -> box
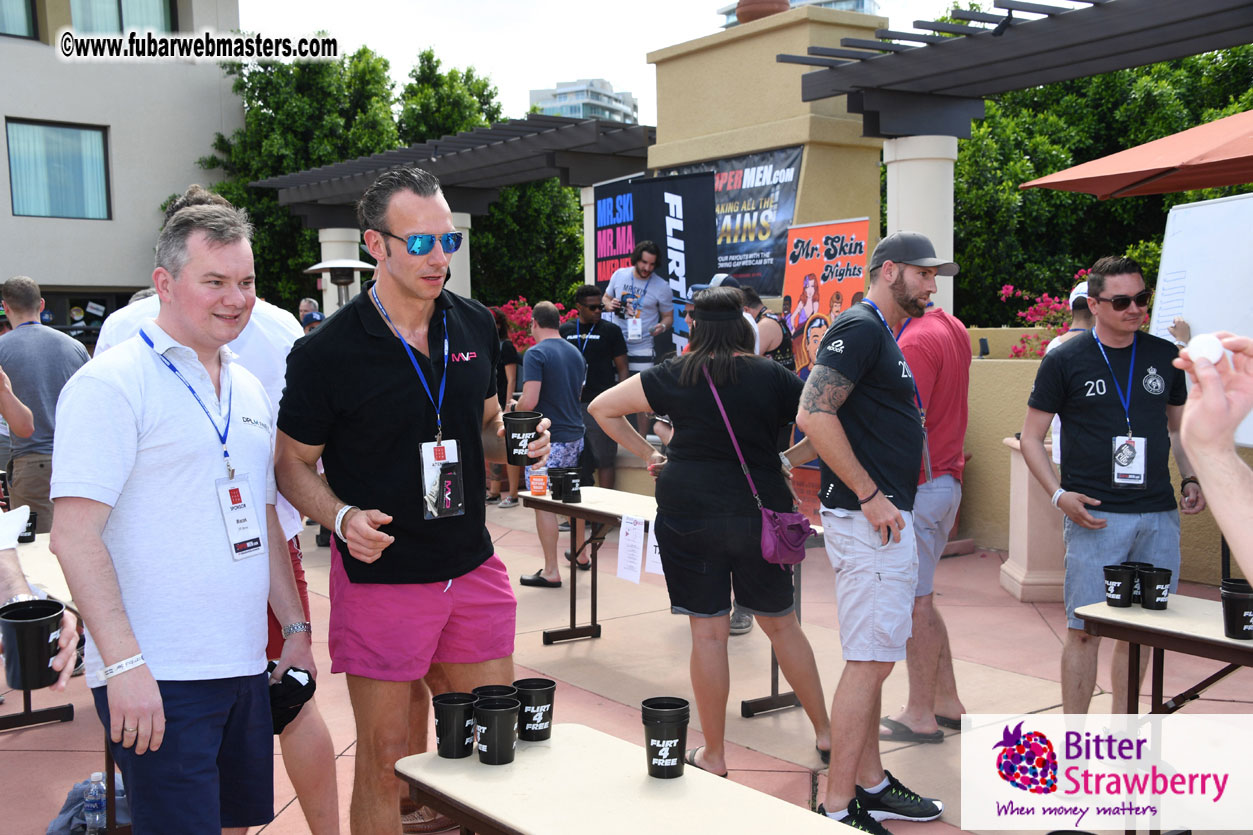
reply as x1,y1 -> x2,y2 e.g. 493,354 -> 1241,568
1094,333 -> 1147,491
140,329 -> 263,559
371,286 -> 466,519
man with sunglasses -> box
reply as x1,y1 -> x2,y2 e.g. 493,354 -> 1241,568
275,167 -> 550,834
1021,256 -> 1205,715
605,241 -> 673,432
561,285 -> 627,490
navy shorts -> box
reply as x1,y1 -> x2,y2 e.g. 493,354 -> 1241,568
92,673 -> 273,833
654,513 -> 796,617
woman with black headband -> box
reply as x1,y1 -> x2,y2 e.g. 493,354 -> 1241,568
589,285 -> 830,776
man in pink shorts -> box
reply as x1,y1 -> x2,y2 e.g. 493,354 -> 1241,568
276,167 -> 549,834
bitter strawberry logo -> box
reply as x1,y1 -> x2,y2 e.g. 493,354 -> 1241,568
994,721 -> 1058,794
229,487 -> 242,505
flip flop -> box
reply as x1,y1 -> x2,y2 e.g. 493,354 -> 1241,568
685,746 -> 728,778
879,716 -> 944,744
816,744 -> 830,765
935,714 -> 962,731
519,571 -> 561,588
564,551 -> 592,571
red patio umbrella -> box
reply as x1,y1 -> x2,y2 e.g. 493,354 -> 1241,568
1019,108 -> 1253,200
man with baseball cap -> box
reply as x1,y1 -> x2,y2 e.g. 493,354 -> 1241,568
798,230 -> 954,831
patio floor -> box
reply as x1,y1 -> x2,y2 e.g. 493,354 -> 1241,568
3,501 -> 1249,834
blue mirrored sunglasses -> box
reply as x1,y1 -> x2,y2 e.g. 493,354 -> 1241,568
379,230 -> 463,256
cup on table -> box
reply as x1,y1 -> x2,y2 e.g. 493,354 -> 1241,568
1103,564 -> 1136,608
432,692 -> 478,758
561,470 -> 582,504
503,411 -> 543,466
471,684 -> 518,701
513,678 -> 556,741
17,510 -> 36,544
474,697 -> 520,765
1121,561 -> 1154,603
548,468 -> 571,502
641,696 -> 689,779
1220,579 -> 1253,640
0,598 -> 65,690
1137,566 -> 1172,610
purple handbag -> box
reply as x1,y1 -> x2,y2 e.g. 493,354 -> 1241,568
704,367 -> 814,567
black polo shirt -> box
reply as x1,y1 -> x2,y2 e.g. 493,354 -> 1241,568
814,302 -> 924,512
559,319 -> 627,402
279,287 -> 500,584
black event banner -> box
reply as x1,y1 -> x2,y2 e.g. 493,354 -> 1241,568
660,145 -> 803,296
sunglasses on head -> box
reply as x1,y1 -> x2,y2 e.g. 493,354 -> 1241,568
1092,290 -> 1151,311
378,230 -> 463,256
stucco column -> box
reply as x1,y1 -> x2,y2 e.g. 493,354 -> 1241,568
317,228 -> 364,313
581,186 -> 596,287
883,135 -> 958,313
448,212 -> 473,298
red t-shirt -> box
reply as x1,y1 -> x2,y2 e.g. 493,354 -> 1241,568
897,307 -> 971,484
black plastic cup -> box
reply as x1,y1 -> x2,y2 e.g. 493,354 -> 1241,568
641,696 -> 689,778
472,684 -> 517,701
562,470 -> 582,504
433,692 -> 478,758
17,510 -> 36,544
1138,566 -> 1172,610
1221,578 -> 1252,593
1221,585 -> 1253,640
513,677 -> 556,741
0,598 -> 65,690
1103,564 -> 1136,607
503,411 -> 542,465
548,468 -> 571,502
474,697 -> 520,765
1122,561 -> 1153,603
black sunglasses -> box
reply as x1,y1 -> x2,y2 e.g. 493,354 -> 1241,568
1092,290 -> 1151,311
580,302 -> 605,310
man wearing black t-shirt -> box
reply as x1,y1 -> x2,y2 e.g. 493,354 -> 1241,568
1021,256 -> 1204,715
561,285 -> 627,489
275,168 -> 550,834
797,231 -> 952,832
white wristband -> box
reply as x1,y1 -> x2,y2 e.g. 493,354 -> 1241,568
100,653 -> 145,683
334,504 -> 358,541
1050,488 -> 1066,509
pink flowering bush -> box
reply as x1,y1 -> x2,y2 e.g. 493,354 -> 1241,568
496,296 -> 577,352
999,269 -> 1088,357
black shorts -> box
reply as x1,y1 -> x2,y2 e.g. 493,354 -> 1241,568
580,404 -> 617,468
654,513 -> 796,617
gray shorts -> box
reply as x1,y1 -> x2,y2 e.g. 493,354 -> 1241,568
821,506 -> 917,662
1062,509 -> 1180,629
912,475 -> 961,597
580,403 -> 617,468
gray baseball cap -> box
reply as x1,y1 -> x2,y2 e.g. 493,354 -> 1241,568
868,231 -> 959,276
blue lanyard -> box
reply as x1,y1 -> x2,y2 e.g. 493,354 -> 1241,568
139,329 -> 234,478
574,320 -> 596,354
371,285 -> 448,441
1093,330 -> 1137,436
862,300 -> 926,425
16,322 -> 36,328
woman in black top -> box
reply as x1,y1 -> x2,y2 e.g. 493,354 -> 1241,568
589,287 -> 831,776
488,307 -> 522,507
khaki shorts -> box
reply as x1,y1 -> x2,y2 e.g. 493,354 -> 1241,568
10,453 -> 53,533
821,506 -> 917,662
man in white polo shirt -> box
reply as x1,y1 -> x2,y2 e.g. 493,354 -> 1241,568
49,199 -> 313,834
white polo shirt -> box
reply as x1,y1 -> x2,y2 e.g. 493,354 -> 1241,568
95,295 -> 305,540
52,323 -> 277,684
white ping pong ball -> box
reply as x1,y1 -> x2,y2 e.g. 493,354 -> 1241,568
1186,333 -> 1224,365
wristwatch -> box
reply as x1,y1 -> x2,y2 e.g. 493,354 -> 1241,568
281,621 -> 312,639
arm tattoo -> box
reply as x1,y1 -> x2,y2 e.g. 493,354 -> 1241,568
800,365 -> 854,417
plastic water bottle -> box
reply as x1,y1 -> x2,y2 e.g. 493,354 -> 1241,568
84,771 -> 107,834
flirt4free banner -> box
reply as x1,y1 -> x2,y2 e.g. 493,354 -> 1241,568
961,714 -> 1250,830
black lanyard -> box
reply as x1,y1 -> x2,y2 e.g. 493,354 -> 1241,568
140,329 -> 235,478
371,285 -> 449,441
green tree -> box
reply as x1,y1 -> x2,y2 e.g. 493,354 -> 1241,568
953,44 -> 1253,325
397,49 -> 502,141
198,46 -> 398,311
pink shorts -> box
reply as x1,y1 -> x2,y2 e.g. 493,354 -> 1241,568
328,541 -> 516,681
266,535 -> 312,660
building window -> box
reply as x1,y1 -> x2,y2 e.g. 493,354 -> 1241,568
71,0 -> 173,33
6,120 -> 110,220
0,0 -> 36,38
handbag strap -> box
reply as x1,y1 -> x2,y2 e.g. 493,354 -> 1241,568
702,365 -> 763,510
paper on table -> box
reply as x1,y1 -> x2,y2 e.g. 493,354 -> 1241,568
617,515 -> 645,584
644,519 -> 663,575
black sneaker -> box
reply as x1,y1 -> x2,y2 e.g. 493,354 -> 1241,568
856,771 -> 943,822
816,799 -> 893,834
